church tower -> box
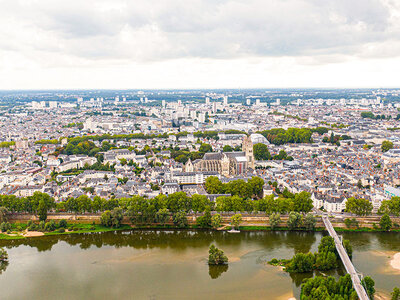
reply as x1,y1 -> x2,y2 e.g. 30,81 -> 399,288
221,154 -> 230,177
243,136 -> 254,169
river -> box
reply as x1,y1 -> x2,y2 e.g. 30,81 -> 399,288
0,230 -> 399,299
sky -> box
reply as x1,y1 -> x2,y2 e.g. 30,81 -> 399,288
1,0 -> 400,89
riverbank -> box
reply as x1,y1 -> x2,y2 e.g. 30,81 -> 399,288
0,224 -> 133,240
1,223 -> 400,240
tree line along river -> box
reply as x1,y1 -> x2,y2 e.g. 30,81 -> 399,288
0,230 -> 399,300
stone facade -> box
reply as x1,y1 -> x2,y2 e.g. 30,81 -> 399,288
184,136 -> 254,177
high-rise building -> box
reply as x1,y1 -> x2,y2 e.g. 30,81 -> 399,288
223,96 -> 228,106
162,100 -> 166,107
205,97 -> 210,105
199,113 -> 206,123
49,101 -> 57,109
246,98 -> 251,105
212,102 -> 217,113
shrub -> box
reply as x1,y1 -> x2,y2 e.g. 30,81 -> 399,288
58,219 -> 67,228
28,223 -> 37,231
58,228 -> 65,233
0,222 -> 11,233
44,220 -> 56,232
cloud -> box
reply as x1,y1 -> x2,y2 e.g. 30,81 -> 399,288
0,0 -> 399,65
0,0 -> 400,89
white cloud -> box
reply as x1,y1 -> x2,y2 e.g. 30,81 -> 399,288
0,0 -> 399,88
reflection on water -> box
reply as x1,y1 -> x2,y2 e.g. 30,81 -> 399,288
209,264 -> 229,279
0,261 -> 7,275
0,230 -> 398,300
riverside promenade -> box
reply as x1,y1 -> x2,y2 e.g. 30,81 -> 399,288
322,215 -> 369,300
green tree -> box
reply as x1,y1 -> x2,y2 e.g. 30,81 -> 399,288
293,191 -> 313,213
247,176 -> 265,199
287,212 -> 302,229
379,197 -> 400,216
269,213 -> 281,229
286,252 -> 315,273
100,210 -> 112,227
0,207 -> 8,223
196,207 -> 212,228
392,287 -> 400,300
304,213 -> 316,230
191,194 -> 211,213
301,275 -> 357,299
345,197 -> 373,216
380,213 -> 392,231
111,207 -> 123,228
156,208 -> 170,225
222,145 -> 233,152
173,211 -> 188,228
205,176 -> 223,194
230,214 -> 242,229
37,199 -> 48,222
199,143 -> 213,153
76,195 -> 92,213
211,214 -> 222,229
343,239 -> 353,259
253,143 -> 271,160
382,140 -> 394,152
362,276 -> 375,299
208,244 -> 228,265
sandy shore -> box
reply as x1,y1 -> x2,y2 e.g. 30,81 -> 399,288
390,252 -> 400,271
23,231 -> 44,237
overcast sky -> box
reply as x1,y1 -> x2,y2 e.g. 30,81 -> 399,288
1,0 -> 400,89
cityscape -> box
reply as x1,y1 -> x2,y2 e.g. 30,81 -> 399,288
1,0 -> 400,300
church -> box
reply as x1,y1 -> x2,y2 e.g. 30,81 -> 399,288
184,136 -> 254,177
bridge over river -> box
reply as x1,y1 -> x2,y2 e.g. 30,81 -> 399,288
322,215 -> 369,300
